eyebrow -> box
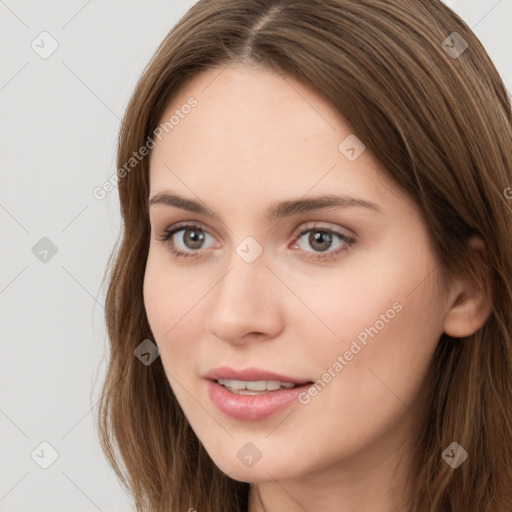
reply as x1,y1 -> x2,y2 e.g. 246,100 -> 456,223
148,191 -> 383,221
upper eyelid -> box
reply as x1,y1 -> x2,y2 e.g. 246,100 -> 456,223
162,220 -> 218,239
160,220 -> 353,242
294,221 -> 352,235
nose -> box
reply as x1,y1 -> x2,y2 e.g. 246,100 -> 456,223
206,250 -> 284,345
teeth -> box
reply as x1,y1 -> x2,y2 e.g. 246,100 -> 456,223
217,379 -> 298,392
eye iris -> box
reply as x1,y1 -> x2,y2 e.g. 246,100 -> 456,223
309,231 -> 332,252
184,228 -> 205,249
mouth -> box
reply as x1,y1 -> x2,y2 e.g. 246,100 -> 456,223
215,378 -> 305,395
204,370 -> 315,421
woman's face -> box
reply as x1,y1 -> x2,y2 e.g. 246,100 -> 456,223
144,64 -> 451,483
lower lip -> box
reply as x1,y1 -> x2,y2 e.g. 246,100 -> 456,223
206,380 -> 311,421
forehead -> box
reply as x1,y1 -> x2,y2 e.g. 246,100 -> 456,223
148,64 -> 405,216
154,65 -> 343,158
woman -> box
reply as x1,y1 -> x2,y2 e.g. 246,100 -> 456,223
97,0 -> 512,511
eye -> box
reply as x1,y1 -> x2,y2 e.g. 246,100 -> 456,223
291,223 -> 355,260
156,221 -> 355,261
157,222 -> 217,259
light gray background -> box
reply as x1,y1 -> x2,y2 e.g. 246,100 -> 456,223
0,1 -> 510,510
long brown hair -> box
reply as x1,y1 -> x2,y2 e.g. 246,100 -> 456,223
97,1 -> 512,510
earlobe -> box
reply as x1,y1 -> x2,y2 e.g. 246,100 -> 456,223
442,237 -> 493,338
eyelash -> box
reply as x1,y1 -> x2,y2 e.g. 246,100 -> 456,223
156,221 -> 355,261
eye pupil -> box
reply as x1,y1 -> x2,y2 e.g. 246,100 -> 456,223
309,231 -> 332,252
184,228 -> 205,249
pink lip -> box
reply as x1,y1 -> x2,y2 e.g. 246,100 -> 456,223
205,380 -> 312,421
203,366 -> 313,421
203,366 -> 311,384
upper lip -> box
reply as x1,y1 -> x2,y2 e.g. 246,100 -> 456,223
203,366 -> 312,384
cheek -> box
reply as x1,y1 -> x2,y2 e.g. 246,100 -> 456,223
142,250 -> 211,373
301,254 -> 444,431
285,252 -> 434,354
143,248 -> 201,336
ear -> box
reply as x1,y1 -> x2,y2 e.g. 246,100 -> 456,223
443,236 -> 493,338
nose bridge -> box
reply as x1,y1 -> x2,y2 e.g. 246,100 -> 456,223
206,241 -> 281,342
217,233 -> 269,306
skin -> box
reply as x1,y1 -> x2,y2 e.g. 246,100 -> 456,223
143,64 -> 491,512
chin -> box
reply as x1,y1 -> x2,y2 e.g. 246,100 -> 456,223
207,445 -> 306,483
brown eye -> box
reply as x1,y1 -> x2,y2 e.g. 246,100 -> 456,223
158,223 -> 217,259
307,231 -> 333,252
292,224 -> 355,261
181,227 -> 206,250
